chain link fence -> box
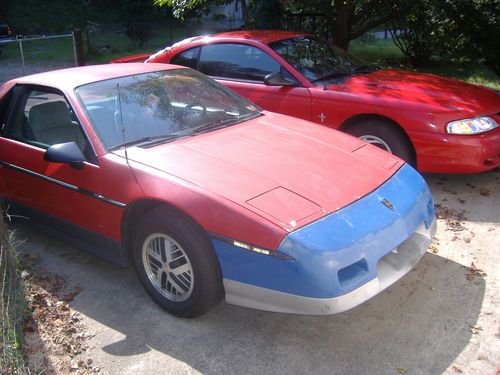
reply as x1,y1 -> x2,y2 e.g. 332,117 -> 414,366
0,33 -> 77,84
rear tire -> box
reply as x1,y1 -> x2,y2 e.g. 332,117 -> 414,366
346,119 -> 415,165
132,207 -> 223,317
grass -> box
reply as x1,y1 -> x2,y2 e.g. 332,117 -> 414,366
350,37 -> 404,63
85,25 -> 192,65
0,212 -> 29,375
0,36 -> 75,63
349,37 -> 500,90
416,64 -> 500,91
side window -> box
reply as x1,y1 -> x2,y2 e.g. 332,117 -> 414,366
199,44 -> 281,82
4,89 -> 90,155
170,47 -> 201,69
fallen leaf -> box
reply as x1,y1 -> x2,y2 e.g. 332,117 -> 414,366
479,187 -> 490,196
429,245 -> 439,254
466,262 -> 487,280
469,325 -> 483,334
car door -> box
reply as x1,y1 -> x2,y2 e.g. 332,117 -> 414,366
172,43 -> 312,121
0,85 -> 128,252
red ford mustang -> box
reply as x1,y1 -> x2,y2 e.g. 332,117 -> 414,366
123,30 -> 500,173
0,64 -> 436,317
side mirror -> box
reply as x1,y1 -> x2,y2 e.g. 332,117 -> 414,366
44,142 -> 85,169
264,72 -> 297,87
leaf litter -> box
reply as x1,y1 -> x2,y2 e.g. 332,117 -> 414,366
23,261 -> 99,374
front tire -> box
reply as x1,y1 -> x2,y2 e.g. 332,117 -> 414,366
132,207 -> 223,317
346,119 -> 415,165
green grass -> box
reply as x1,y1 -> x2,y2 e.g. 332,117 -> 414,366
349,37 -> 499,90
85,25 -> 191,65
1,213 -> 29,375
350,38 -> 404,63
0,37 -> 75,63
415,64 -> 500,91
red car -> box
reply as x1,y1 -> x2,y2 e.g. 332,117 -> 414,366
135,30 -> 500,173
0,64 -> 435,317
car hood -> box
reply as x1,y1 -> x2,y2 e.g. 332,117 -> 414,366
327,69 -> 500,115
125,112 -> 403,231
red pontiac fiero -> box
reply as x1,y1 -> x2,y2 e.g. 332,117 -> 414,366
0,64 -> 436,317
133,30 -> 500,173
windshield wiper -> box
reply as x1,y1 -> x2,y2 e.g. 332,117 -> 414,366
109,135 -> 177,150
192,113 -> 261,135
352,64 -> 378,73
311,71 -> 353,83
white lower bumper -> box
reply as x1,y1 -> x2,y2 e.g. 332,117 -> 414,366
224,218 -> 436,315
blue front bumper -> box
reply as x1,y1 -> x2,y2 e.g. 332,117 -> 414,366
211,164 -> 436,314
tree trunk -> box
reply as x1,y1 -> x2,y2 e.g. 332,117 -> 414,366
333,0 -> 350,49
241,0 -> 250,28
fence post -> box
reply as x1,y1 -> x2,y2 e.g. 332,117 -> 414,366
18,40 -> 25,74
73,29 -> 85,66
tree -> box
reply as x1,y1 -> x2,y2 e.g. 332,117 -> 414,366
3,0 -> 90,34
387,0 -> 438,67
388,0 -> 499,72
154,0 -> 259,27
283,0 -> 416,49
155,0 -> 416,49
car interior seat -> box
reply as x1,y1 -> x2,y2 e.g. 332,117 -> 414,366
28,101 -> 85,148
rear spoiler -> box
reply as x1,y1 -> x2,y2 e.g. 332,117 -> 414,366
110,54 -> 151,64
109,36 -> 203,64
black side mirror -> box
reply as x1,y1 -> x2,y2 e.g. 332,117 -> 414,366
264,72 -> 297,87
44,142 -> 85,169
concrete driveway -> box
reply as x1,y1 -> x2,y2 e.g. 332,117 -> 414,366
12,169 -> 499,375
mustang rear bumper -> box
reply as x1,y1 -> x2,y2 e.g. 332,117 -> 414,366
211,164 -> 436,315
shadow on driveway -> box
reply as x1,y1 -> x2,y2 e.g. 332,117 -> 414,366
14,224 -> 485,375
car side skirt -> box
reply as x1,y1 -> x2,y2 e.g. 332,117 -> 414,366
4,199 -> 128,267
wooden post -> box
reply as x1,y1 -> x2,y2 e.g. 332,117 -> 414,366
73,29 -> 85,66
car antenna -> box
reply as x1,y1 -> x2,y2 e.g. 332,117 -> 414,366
116,83 -> 129,165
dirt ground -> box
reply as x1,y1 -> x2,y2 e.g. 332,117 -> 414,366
11,168 -> 500,375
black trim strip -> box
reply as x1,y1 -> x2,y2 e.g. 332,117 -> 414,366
0,160 -> 126,208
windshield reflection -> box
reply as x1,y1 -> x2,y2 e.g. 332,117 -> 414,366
75,69 -> 261,150
270,36 -> 376,84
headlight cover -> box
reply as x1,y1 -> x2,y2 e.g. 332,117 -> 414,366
446,116 -> 498,135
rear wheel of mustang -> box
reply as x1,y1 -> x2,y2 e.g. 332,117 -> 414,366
132,207 -> 223,317
346,119 -> 415,166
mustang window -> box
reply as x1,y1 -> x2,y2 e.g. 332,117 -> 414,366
75,69 -> 262,150
198,44 -> 282,82
170,47 -> 201,69
270,36 -> 376,84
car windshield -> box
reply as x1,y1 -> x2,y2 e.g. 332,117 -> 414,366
75,69 -> 261,150
269,36 -> 376,84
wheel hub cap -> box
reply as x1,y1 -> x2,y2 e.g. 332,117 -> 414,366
359,135 -> 392,153
142,233 -> 194,302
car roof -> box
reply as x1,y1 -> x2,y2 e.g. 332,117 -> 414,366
189,30 -> 308,46
8,63 -> 184,91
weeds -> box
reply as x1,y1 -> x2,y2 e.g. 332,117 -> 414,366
0,208 -> 29,374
